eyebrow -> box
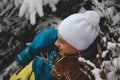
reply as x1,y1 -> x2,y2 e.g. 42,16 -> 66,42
58,33 -> 66,43
58,38 -> 64,41
58,37 -> 65,43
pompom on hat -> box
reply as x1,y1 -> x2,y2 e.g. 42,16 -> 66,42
58,10 -> 100,50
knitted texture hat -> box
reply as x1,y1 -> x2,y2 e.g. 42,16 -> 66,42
58,11 -> 100,50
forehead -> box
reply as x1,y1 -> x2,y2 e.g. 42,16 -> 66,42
57,33 -> 71,45
58,33 -> 65,41
57,33 -> 79,51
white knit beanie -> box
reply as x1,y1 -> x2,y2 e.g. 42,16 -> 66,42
58,10 -> 100,50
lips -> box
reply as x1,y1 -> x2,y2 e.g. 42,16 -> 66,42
58,48 -> 63,55
59,49 -> 62,53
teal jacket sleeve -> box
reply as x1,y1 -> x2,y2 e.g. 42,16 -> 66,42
15,27 -> 58,66
32,51 -> 57,80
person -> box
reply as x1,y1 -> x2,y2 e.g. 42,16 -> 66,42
2,10 -> 106,80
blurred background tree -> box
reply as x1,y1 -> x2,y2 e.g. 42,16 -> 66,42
0,0 -> 119,79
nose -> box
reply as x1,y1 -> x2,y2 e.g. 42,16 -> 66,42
55,39 -> 60,47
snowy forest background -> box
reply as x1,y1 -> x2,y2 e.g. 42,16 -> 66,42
0,0 -> 120,80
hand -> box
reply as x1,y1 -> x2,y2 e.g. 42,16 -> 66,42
33,27 -> 58,48
19,0 -> 44,25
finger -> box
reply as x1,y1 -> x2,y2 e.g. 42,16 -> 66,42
36,0 -> 44,17
30,10 -> 36,25
19,1 -> 28,17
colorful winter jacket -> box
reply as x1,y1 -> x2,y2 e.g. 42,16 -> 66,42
15,27 -> 58,80
15,27 -> 103,80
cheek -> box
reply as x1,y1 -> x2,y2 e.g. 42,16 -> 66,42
58,46 -> 68,55
60,45 -> 70,53
57,44 -> 66,52
64,47 -> 71,53
63,46 -> 78,54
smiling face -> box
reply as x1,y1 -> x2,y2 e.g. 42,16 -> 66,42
55,33 -> 79,56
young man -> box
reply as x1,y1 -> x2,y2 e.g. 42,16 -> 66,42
4,11 -> 106,80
